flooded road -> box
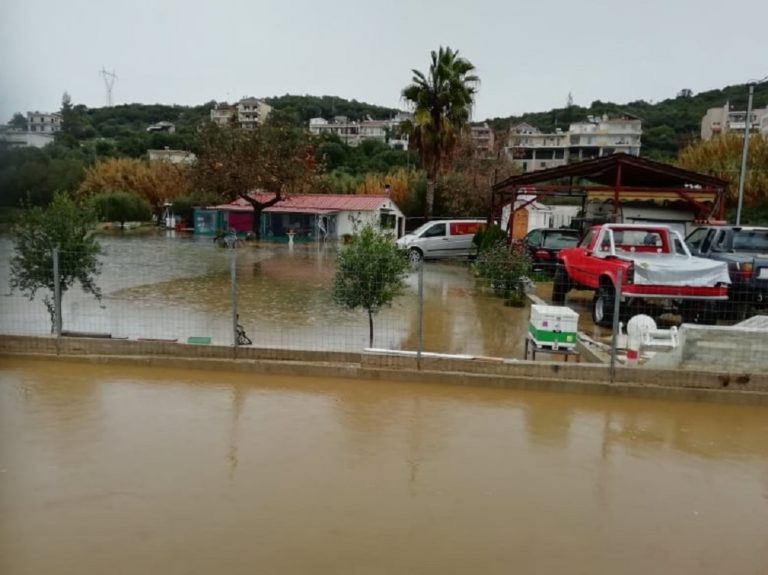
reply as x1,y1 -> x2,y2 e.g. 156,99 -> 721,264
2,358 -> 767,574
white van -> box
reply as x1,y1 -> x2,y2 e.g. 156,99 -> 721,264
396,219 -> 487,262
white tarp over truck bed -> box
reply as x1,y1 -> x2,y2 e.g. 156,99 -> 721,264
621,253 -> 731,286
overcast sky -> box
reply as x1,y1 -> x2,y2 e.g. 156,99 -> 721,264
1,0 -> 766,123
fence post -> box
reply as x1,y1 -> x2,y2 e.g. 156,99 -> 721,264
231,251 -> 238,350
416,259 -> 424,369
52,247 -> 62,336
609,268 -> 622,382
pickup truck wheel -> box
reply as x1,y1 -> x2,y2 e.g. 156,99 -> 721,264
592,285 -> 615,327
552,265 -> 570,305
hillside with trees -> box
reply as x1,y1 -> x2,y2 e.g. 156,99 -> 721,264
487,82 -> 768,160
2,81 -> 767,220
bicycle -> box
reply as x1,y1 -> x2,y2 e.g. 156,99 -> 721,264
236,322 -> 252,346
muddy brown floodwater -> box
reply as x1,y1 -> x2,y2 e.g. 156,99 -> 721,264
2,358 -> 768,575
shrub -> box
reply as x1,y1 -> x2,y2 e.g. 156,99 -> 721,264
472,224 -> 507,254
474,242 -> 531,299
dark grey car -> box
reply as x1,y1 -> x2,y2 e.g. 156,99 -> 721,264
685,226 -> 768,310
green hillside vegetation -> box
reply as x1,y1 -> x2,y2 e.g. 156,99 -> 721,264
265,94 -> 400,125
487,83 -> 768,160
2,83 -> 767,218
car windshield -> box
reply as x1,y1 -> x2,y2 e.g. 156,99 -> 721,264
542,231 -> 579,249
732,230 -> 768,252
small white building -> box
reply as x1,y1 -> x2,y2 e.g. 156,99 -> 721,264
210,98 -> 272,129
0,130 -> 55,148
500,194 -> 553,239
211,193 -> 406,240
27,111 -> 61,133
701,101 -> 767,140
148,148 -> 196,164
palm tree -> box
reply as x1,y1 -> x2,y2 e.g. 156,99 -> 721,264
402,47 -> 479,220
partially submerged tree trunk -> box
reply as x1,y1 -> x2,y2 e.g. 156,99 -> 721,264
368,309 -> 374,348
424,178 -> 436,221
241,193 -> 281,240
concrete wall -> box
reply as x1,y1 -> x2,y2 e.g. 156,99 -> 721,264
645,323 -> 768,373
2,335 -> 767,405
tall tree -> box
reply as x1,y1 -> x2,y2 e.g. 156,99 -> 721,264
57,92 -> 89,146
402,46 -> 479,220
10,192 -> 102,332
8,112 -> 27,130
191,120 -> 316,239
678,134 -> 768,209
78,157 -> 191,219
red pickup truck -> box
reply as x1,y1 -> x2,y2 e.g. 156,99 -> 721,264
552,224 -> 731,326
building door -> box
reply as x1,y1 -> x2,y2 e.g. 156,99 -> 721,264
512,208 -> 529,240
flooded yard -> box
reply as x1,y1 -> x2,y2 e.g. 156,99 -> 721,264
0,233 -> 550,357
1,358 -> 767,574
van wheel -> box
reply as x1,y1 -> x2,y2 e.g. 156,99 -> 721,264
407,248 -> 423,264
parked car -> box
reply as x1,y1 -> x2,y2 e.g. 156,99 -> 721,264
396,219 -> 486,262
552,224 -> 730,326
522,228 -> 580,273
685,225 -> 768,313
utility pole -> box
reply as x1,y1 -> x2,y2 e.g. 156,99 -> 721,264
736,76 -> 767,225
100,68 -> 118,107
735,83 -> 754,226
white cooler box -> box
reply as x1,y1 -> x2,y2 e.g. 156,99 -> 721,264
528,304 -> 578,350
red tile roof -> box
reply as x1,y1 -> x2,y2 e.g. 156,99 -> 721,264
213,193 -> 395,213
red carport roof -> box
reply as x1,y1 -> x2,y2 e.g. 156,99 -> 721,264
492,153 -> 728,192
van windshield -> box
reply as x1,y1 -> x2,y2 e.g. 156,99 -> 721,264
409,222 -> 433,236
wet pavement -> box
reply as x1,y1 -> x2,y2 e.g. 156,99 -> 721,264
1,358 -> 768,574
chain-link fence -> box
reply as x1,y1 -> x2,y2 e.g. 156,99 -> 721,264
0,235 -> 533,359
1,233 -> 766,371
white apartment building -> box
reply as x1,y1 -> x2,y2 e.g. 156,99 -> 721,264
236,97 -> 272,129
211,104 -> 236,126
308,114 -> 411,149
700,101 -> 768,140
506,122 -> 569,172
505,115 -> 642,173
760,113 -> 768,137
470,123 -> 495,156
568,115 -> 642,160
27,111 -> 61,133
210,98 -> 272,129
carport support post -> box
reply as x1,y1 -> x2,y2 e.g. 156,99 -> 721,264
52,247 -> 62,336
231,252 -> 238,349
610,268 -> 622,382
416,260 -> 424,368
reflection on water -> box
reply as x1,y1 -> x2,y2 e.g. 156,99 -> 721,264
0,234 -> 530,356
1,358 -> 767,574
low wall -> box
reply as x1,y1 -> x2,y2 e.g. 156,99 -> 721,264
1,335 -> 767,405
645,323 -> 768,372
